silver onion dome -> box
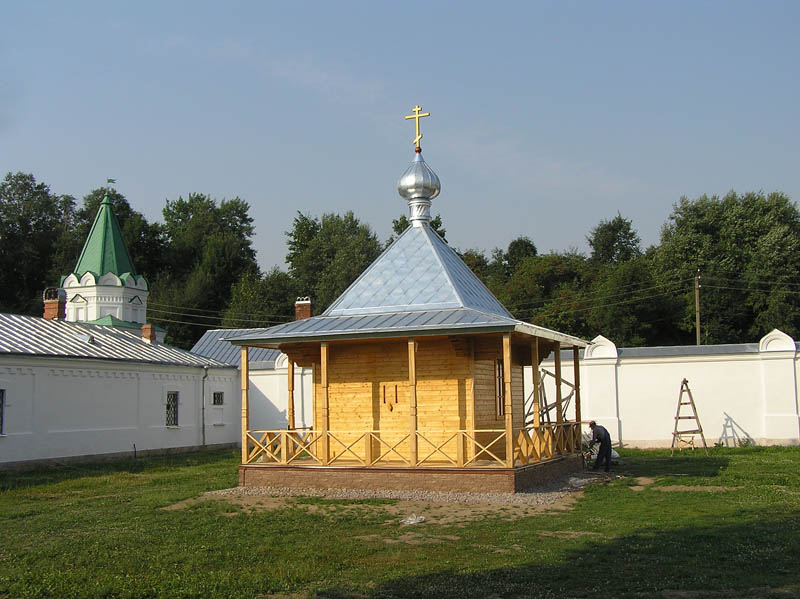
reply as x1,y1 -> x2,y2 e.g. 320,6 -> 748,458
397,151 -> 440,226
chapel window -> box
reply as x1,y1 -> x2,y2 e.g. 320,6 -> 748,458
166,391 -> 179,427
495,359 -> 505,417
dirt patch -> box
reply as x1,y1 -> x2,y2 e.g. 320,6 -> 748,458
653,485 -> 740,492
630,476 -> 658,491
163,491 -> 584,525
161,474 -> 598,525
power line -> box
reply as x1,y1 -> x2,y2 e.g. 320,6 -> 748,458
509,279 -> 690,317
147,300 -> 293,320
147,306 -> 288,325
505,277 -> 693,312
149,316 -> 282,328
702,284 -> 800,295
702,276 -> 800,289
535,285 -> 692,318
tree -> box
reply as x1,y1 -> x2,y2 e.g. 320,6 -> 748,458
459,249 -> 490,283
587,213 -> 642,263
149,193 -> 258,348
286,211 -> 382,314
502,251 -> 592,338
655,191 -> 800,343
505,236 -> 537,272
0,172 -> 76,314
386,213 -> 446,246
222,268 -> 297,328
587,255 -> 683,346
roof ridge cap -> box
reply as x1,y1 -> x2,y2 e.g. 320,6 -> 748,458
426,228 -> 515,319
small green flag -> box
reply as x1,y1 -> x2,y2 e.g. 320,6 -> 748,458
107,178 -> 116,184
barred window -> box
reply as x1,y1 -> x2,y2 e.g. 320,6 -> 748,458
495,359 -> 505,417
0,389 -> 5,435
166,391 -> 179,427
212,391 -> 224,406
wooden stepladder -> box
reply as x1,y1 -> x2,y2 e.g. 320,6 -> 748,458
671,378 -> 709,456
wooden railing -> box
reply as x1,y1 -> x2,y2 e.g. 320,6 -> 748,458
244,422 -> 583,468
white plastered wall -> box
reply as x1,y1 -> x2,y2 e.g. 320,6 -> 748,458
0,357 -> 239,466
248,355 -> 314,430
62,273 -> 149,324
525,330 -> 800,448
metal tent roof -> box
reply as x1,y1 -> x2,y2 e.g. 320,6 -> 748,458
324,225 -> 513,318
0,313 -> 230,368
224,223 -> 587,349
192,329 -> 281,368
72,193 -> 139,279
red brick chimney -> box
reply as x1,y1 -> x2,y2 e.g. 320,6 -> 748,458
141,323 -> 157,343
42,288 -> 66,320
295,297 -> 311,321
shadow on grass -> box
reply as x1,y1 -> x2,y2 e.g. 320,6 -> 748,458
0,446 -> 237,491
317,512 -> 800,599
618,450 -> 730,478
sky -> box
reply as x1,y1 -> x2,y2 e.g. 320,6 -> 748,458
2,1 -> 799,271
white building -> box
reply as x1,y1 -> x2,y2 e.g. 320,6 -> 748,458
59,189 -> 164,340
0,188 -> 239,468
0,313 -> 239,467
534,329 -> 800,448
191,327 -> 314,432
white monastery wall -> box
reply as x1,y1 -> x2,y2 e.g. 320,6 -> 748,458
0,357 -> 239,466
528,329 -> 800,448
249,357 -> 314,430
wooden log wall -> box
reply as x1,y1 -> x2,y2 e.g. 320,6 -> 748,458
310,338 -> 473,462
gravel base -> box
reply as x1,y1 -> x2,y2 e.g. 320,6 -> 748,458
208,471 -> 608,506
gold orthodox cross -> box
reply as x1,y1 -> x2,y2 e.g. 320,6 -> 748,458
404,105 -> 430,150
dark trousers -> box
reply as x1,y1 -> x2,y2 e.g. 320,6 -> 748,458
593,441 -> 612,472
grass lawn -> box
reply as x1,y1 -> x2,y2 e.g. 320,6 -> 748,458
1,446 -> 799,598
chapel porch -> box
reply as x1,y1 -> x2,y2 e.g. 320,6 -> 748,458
237,332 -> 587,493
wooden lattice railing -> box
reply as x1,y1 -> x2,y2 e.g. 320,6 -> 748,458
244,422 -> 582,468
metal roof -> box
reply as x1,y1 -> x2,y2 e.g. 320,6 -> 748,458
223,222 -> 586,349
191,329 -> 281,368
617,343 -> 761,358
324,225 -> 512,318
224,308 -> 586,348
0,313 -> 231,368
72,193 -> 138,278
548,342 -> 780,361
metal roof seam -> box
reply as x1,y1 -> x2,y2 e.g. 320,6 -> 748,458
419,224 -> 467,309
428,229 -> 513,318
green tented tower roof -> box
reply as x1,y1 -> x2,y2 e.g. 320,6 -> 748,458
73,193 -> 137,278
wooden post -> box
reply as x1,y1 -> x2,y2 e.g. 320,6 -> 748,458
554,342 -> 563,424
320,342 -> 330,465
531,339 -> 541,428
573,346 -> 582,451
554,341 -> 563,453
240,346 -> 250,464
408,338 -> 418,467
503,333 -> 514,467
287,359 -> 295,430
468,338 -> 476,463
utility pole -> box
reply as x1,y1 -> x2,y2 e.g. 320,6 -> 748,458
695,269 -> 701,345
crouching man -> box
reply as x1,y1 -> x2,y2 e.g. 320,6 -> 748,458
588,420 -> 612,472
